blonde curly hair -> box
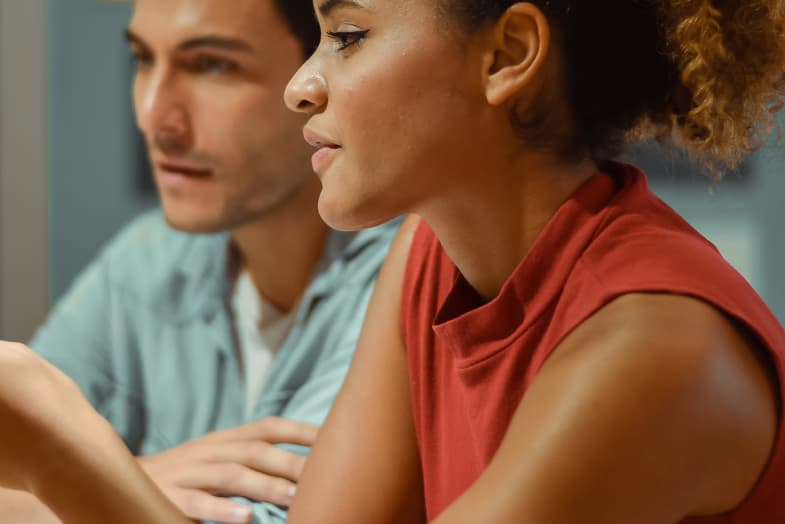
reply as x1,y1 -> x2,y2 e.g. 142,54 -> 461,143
444,0 -> 785,172
650,0 -> 785,169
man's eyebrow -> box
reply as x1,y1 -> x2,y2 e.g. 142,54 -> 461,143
124,29 -> 253,54
125,29 -> 147,49
176,35 -> 254,53
318,0 -> 363,17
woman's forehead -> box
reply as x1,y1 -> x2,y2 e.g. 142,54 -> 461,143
313,0 -> 437,18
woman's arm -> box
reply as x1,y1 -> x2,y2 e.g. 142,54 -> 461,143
433,293 -> 778,524
0,342 -> 190,523
287,215 -> 427,524
0,489 -> 60,524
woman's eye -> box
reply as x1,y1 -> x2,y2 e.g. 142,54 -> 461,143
327,30 -> 369,51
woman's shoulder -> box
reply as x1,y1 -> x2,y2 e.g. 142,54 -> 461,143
577,166 -> 749,307
546,291 -> 780,515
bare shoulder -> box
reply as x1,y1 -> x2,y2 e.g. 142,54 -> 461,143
550,292 -> 779,513
558,293 -> 777,392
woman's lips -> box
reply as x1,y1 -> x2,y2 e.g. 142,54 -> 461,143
303,127 -> 342,176
311,145 -> 341,175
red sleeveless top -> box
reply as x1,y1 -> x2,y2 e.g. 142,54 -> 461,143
401,163 -> 785,522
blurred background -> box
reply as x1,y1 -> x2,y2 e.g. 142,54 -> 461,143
0,0 -> 784,341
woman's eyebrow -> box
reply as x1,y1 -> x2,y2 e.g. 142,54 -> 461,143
318,0 -> 363,17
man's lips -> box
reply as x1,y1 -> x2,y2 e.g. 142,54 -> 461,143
155,159 -> 212,177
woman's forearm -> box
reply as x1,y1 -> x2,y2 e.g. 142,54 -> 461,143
0,488 -> 60,524
32,415 -> 190,524
0,342 -> 189,523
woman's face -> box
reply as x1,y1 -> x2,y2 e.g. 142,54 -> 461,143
285,0 -> 498,230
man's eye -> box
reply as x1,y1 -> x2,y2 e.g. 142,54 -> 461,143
191,56 -> 237,75
130,51 -> 153,69
327,30 -> 369,51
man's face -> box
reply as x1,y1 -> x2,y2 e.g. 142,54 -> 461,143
127,0 -> 316,233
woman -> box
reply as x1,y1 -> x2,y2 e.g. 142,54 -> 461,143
281,0 -> 785,522
1,0 -> 784,523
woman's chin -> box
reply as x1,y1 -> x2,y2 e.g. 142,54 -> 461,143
318,195 -> 394,232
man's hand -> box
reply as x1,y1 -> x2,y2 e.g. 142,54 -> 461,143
138,417 -> 319,524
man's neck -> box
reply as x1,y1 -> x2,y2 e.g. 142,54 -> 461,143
231,189 -> 329,313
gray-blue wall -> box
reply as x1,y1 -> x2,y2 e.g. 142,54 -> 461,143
48,0 -> 156,300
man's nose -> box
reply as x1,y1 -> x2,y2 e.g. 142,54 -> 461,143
135,72 -> 193,155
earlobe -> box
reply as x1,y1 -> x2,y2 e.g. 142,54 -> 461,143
484,3 -> 550,107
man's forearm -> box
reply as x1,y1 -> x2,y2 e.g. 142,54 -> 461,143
0,488 -> 60,524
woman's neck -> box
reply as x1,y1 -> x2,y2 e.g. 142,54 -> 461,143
420,154 -> 599,300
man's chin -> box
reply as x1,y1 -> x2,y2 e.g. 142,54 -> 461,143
160,210 -> 229,235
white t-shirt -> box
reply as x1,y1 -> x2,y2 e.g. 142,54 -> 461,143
231,271 -> 296,420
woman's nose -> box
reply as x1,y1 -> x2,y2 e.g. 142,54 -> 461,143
285,60 -> 328,116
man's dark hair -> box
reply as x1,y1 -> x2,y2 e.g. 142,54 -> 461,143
274,0 -> 320,56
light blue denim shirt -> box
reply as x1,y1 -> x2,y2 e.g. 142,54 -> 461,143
30,210 -> 400,523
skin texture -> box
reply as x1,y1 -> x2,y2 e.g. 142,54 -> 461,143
282,1 -> 780,522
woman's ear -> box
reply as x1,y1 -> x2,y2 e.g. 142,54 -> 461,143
483,3 -> 551,106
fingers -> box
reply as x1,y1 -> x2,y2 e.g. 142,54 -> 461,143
217,440 -> 307,483
154,439 -> 306,482
173,488 -> 254,524
210,417 -> 319,447
181,463 -> 297,508
139,417 -> 318,517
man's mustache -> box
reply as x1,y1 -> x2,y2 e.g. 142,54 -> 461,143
146,143 -> 214,166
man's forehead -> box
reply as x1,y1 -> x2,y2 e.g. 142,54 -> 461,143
126,0 -> 277,37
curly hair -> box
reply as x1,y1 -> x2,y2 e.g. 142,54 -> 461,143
653,0 -> 785,169
441,0 -> 785,172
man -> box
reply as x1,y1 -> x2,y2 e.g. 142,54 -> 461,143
1,1 -> 397,523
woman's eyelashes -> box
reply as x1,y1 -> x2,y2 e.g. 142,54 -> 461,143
326,29 -> 370,52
